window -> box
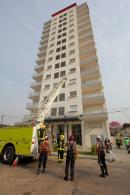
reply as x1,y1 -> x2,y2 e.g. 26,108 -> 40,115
54,72 -> 59,79
48,57 -> 53,62
62,39 -> 66,43
47,65 -> 52,70
70,68 -> 76,73
63,17 -> 67,21
51,108 -> 57,116
60,70 -> 65,77
45,84 -> 50,89
69,50 -> 75,55
59,93 -> 65,101
51,37 -> 55,41
59,24 -> 62,28
62,45 -> 66,50
69,78 -> 76,85
58,29 -> 62,33
61,53 -> 66,58
56,55 -> 60,60
52,27 -> 56,31
70,91 -> 77,97
63,27 -> 66,31
69,29 -> 74,34
62,33 -> 66,37
57,35 -> 61,39
69,58 -> 75,63
58,107 -> 65,116
51,32 -> 56,36
56,47 -> 60,52
69,14 -> 74,18
69,105 -> 77,112
62,83 -> 65,88
61,61 -> 66,67
69,42 -> 75,47
64,13 -> 67,16
69,35 -> 74,40
60,15 -> 62,18
59,19 -> 62,23
49,50 -> 54,54
55,63 -> 60,69
57,41 -> 61,45
46,74 -> 51,79
69,10 -> 73,14
69,24 -> 74,28
69,19 -> 74,23
63,22 -> 67,26
50,43 -> 54,48
54,96 -> 58,102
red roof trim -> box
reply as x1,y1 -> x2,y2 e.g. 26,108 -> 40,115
52,3 -> 77,17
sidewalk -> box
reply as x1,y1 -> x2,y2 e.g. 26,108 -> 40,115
52,148 -> 130,163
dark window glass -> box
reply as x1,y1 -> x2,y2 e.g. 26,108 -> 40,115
56,55 -> 60,60
59,93 -> 65,101
62,45 -> 66,50
54,72 -> 59,79
60,70 -> 65,77
61,61 -> 66,67
61,53 -> 66,58
51,108 -> 57,116
58,107 -> 65,116
55,63 -> 60,69
57,41 -> 61,45
56,47 -> 60,52
62,39 -> 66,43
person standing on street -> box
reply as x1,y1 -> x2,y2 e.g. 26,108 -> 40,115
107,140 -> 115,162
96,135 -> 108,177
37,136 -> 51,175
64,135 -> 77,181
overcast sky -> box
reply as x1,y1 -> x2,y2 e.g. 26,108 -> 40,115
0,0 -> 130,125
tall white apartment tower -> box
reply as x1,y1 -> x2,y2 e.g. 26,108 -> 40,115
24,3 -> 110,148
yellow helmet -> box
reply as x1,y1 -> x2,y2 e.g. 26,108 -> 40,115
60,134 -> 64,140
39,123 -> 46,129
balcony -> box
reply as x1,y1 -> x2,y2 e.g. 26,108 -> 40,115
78,27 -> 92,37
80,51 -> 96,62
78,20 -> 91,30
79,47 -> 96,56
26,102 -> 38,110
78,34 -> 93,46
37,51 -> 46,58
81,66 -> 100,80
34,64 -> 44,72
39,45 -> 47,51
36,57 -> 45,65
80,56 -> 98,69
31,81 -> 42,90
83,111 -> 108,121
77,15 -> 90,24
82,79 -> 102,92
82,93 -> 105,106
28,91 -> 40,99
32,71 -> 43,80
78,31 -> 92,40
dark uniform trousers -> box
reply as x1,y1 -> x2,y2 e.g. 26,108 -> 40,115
98,152 -> 108,176
37,152 -> 48,173
65,156 -> 75,179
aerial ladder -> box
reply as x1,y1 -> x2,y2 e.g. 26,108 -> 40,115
32,77 -> 67,144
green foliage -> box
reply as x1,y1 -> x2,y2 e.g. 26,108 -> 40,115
91,145 -> 96,155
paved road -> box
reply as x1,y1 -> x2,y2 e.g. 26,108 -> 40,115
0,151 -> 130,195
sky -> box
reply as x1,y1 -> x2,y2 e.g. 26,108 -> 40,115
0,0 -> 130,125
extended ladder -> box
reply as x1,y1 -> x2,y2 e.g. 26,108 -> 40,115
32,77 -> 67,123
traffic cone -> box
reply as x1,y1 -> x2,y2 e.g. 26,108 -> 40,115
12,156 -> 19,167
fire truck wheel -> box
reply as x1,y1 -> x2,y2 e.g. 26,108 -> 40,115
2,145 -> 15,164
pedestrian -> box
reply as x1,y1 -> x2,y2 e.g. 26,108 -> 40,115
64,135 -> 77,181
107,140 -> 115,162
96,135 -> 108,177
37,136 -> 51,175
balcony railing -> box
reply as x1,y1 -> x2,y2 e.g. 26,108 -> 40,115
26,102 -> 38,110
82,79 -> 102,92
28,91 -> 40,98
32,71 -> 43,79
82,93 -> 105,105
80,56 -> 98,67
31,82 -> 42,89
36,57 -> 45,65
83,111 -> 108,121
34,64 -> 44,71
81,66 -> 100,79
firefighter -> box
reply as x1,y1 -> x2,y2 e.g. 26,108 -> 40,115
96,135 -> 108,177
37,123 -> 46,146
64,135 -> 77,181
37,136 -> 51,175
58,134 -> 65,163
56,133 -> 61,162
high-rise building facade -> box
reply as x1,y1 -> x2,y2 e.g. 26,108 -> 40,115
24,3 -> 110,148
